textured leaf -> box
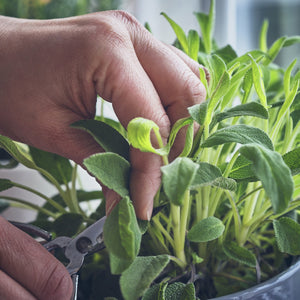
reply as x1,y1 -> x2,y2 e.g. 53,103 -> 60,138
168,117 -> 193,149
265,36 -> 287,65
187,29 -> 199,61
187,216 -> 225,242
109,252 -> 133,275
191,162 -> 237,191
120,255 -> 170,300
165,282 -> 196,300
223,241 -> 256,267
229,155 -> 256,181
188,102 -> 208,126
273,217 -> 300,255
239,144 -> 293,213
127,117 -> 169,156
161,158 -> 199,206
104,197 -> 141,262
29,146 -> 73,185
84,153 -> 130,197
283,147 -> 300,175
71,119 -> 129,160
53,213 -> 83,237
201,125 -> 274,150
210,102 -> 268,129
214,45 -> 238,64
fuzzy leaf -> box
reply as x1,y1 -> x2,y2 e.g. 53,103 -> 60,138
179,123 -> 194,157
29,147 -> 73,185
223,241 -> 257,267
161,13 -> 188,53
264,36 -> 287,65
229,155 -> 256,181
188,102 -> 208,126
165,282 -> 196,300
168,117 -> 193,149
53,213 -> 83,237
84,153 -> 130,197
0,178 -> 14,192
104,197 -> 141,262
283,147 -> 300,175
109,252 -> 133,275
187,216 -> 225,242
187,30 -> 199,61
120,255 -> 170,300
142,282 -> 167,300
161,158 -> 199,206
201,125 -> 274,150
191,162 -> 237,191
127,117 -> 169,156
71,119 -> 129,160
242,69 -> 253,103
214,45 -> 238,64
273,217 -> 300,255
239,144 -> 293,213
210,102 -> 269,129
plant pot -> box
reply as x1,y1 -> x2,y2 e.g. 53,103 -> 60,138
212,260 -> 300,300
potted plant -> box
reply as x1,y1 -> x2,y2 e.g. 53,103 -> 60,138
1,0 -> 300,299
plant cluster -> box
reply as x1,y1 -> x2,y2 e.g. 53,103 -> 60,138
1,1 -> 300,299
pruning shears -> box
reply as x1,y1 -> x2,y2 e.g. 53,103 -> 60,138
11,216 -> 107,300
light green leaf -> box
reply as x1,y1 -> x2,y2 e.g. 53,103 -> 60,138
71,119 -> 129,160
104,197 -> 141,263
191,162 -> 236,191
283,35 -> 300,47
242,69 -> 253,103
239,144 -> 294,213
161,157 -> 199,206
214,45 -> 238,64
210,54 -> 227,91
201,125 -> 274,150
249,55 -> 267,108
187,29 -> 199,61
194,0 -> 215,54
210,102 -> 269,130
0,135 -> 36,169
259,19 -> 269,52
264,36 -> 287,65
188,102 -> 208,126
84,153 -> 130,197
127,117 -> 169,156
187,216 -> 225,242
223,241 -> 257,267
283,59 -> 297,97
273,217 -> 300,255
0,178 -> 14,192
283,147 -> 300,175
29,147 -> 73,185
120,255 -> 170,300
168,117 -> 193,149
200,67 -> 209,96
161,12 -> 188,53
179,123 -> 194,157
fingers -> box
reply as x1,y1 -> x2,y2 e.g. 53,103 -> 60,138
0,217 -> 73,300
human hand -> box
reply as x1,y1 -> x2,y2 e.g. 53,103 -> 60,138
0,11 -> 206,220
0,217 -> 73,299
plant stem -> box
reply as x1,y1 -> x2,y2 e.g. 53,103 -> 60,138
11,181 -> 66,213
152,215 -> 174,248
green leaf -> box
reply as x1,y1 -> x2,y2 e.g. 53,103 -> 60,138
283,35 -> 300,47
53,213 -> 83,237
165,282 -> 196,300
127,117 -> 169,156
168,117 -> 193,149
194,0 -> 215,54
188,102 -> 208,126
210,54 -> 227,91
109,252 -> 133,275
120,255 -> 170,300
283,59 -> 297,97
283,147 -> 300,175
187,216 -> 225,242
71,119 -> 129,160
104,197 -> 141,262
142,282 -> 167,300
214,45 -> 238,64
161,157 -> 199,206
29,147 -> 73,185
259,19 -> 269,52
187,29 -> 199,61
223,241 -> 256,267
210,102 -> 269,130
242,69 -> 253,103
84,153 -> 130,197
201,125 -> 274,150
191,162 -> 236,191
179,123 -> 194,157
229,155 -> 256,181
161,12 -> 188,53
0,135 -> 37,169
239,144 -> 294,213
264,36 -> 287,65
249,55 -> 267,108
0,178 -> 14,192
273,217 -> 300,255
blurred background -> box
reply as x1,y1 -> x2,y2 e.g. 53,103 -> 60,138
1,0 -> 299,221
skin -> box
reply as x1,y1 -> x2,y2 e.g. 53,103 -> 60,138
0,11 -> 206,299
